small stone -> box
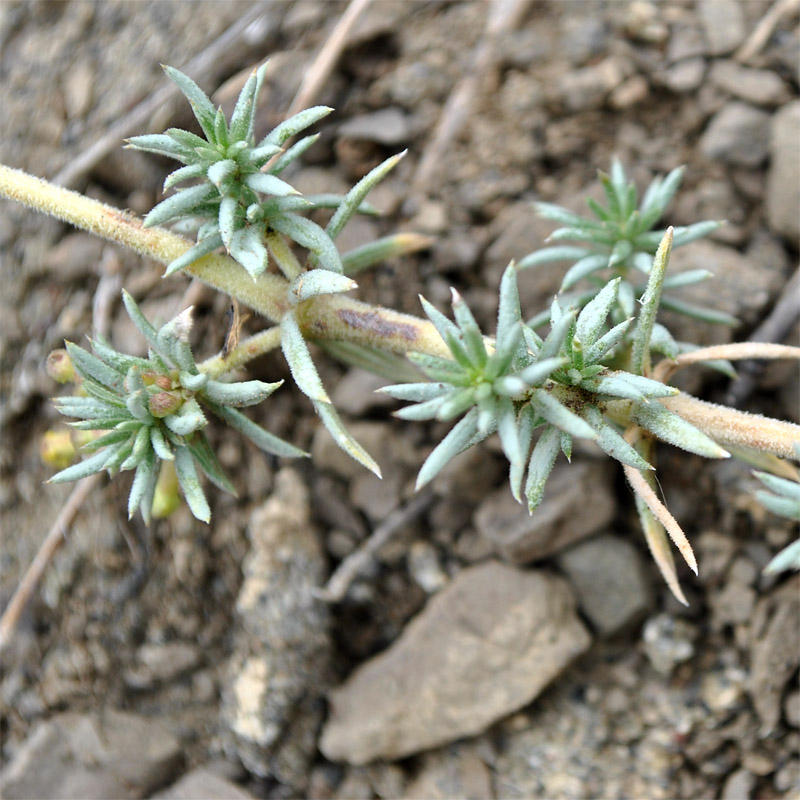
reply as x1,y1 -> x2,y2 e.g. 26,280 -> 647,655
698,0 -> 745,55
708,61 -> 790,107
774,759 -> 800,793
331,369 -> 394,417
701,668 -> 747,714
124,642 -> 202,690
663,57 -> 706,93
700,102 -> 771,167
406,747 -> 494,799
709,581 -> 756,628
0,710 -> 183,800
642,613 -> 698,675
766,100 -> 800,242
720,768 -> 755,800
556,533 -> 653,636
408,540 -> 448,594
784,689 -> 800,728
741,751 -> 775,777
337,107 -> 414,146
556,56 -> 631,112
609,74 -> 649,109
474,460 -> 616,564
61,59 -> 95,120
319,562 -> 590,764
151,767 -> 255,799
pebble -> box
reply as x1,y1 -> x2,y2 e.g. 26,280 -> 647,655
152,767 -> 255,800
642,613 -> 698,675
720,768 -> 755,800
708,60 -> 790,107
697,0 -> 745,55
337,107 -> 414,146
405,746 -> 494,799
319,562 -> 590,764
474,460 -> 616,564
331,368 -> 395,417
407,540 -> 448,594
663,57 -> 707,93
0,710 -> 183,800
556,533 -> 653,636
766,100 -> 800,242
124,642 -> 203,690
700,101 -> 771,167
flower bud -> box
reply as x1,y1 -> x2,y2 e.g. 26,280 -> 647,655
149,391 -> 183,418
45,349 -> 75,383
152,461 -> 181,519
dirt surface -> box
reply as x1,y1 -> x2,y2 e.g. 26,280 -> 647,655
1,2 -> 799,799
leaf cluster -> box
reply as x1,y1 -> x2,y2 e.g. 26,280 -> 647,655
49,292 -> 305,523
520,159 -> 733,331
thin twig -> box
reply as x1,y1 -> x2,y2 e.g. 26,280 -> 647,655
318,490 -> 434,602
51,5 -> 276,188
286,0 -> 374,118
734,0 -> 800,64
0,474 -> 102,649
726,266 -> 800,407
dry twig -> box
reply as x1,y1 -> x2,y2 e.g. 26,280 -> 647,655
735,0 -> 800,63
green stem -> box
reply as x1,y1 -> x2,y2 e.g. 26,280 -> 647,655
0,164 -> 449,360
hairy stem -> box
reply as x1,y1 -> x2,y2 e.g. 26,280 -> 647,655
0,163 -> 448,360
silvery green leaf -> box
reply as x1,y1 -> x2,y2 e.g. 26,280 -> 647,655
517,246 -> 588,269
244,143 -> 284,166
560,431 -> 573,460
522,324 -> 544,351
633,402 -> 730,458
437,386 -> 478,421
120,424 -> 151,470
582,371 -> 678,401
509,403 -> 536,501
585,318 -> 632,363
126,390 -> 152,423
662,270 -> 713,289
632,251 -> 654,275
540,309 -> 576,361
218,196 -> 241,248
289,269 -> 357,304
174,445 -> 210,523
129,447 -> 159,523
416,407 -> 480,490
327,152 -> 405,241
163,127 -> 209,151
649,323 -> 680,359
261,195 -> 314,215
201,377 -> 283,407
497,396 -> 522,473
518,357 -> 567,387
206,158 -> 237,189
65,342 -> 124,392
672,220 -> 724,246
493,375 -> 528,397
164,397 -> 207,436
576,278 -> 619,347
525,425 -> 561,512
122,291 -> 160,350
280,310 -> 330,403
379,382 -> 448,402
267,134 -> 317,173
659,296 -> 738,326
547,227 -> 616,246
262,105 -> 333,147
269,213 -> 343,274
639,167 -> 682,223
165,232 -> 224,276
163,65 -> 217,141
229,226 -> 269,279
407,352 -> 471,386
101,440 -> 134,473
582,405 -> 653,470
214,106 -> 228,148
342,232 -> 432,276
419,296 -> 472,370
477,394 -> 498,435
451,290 -> 487,368
126,133 -> 195,163
314,399 -> 381,476
69,416 -> 131,431
585,196 -> 614,222
608,239 -> 633,267
208,402 -> 307,458
494,263 -> 523,359
560,253 -> 610,290
55,394 -> 120,420
229,63 -> 267,143
48,447 -> 114,484
534,202 -> 600,229
755,490 -> 800,520
530,389 -> 597,440
89,336 -> 150,375
144,183 -> 216,228
304,194 -> 379,215
150,425 -> 174,461
393,393 -> 451,421
245,173 -> 299,196
186,432 -> 236,494
79,429 -> 131,454
180,372 -> 208,391
763,540 -> 800,574
753,471 -> 800,505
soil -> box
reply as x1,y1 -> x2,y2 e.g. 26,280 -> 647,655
1,2 -> 798,799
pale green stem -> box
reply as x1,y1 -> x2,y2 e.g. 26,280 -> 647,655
198,327 -> 283,378
0,163 -> 449,360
